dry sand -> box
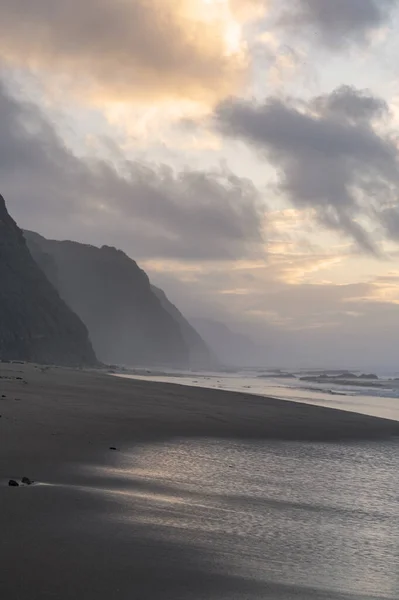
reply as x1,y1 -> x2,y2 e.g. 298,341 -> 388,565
1,363 -> 399,599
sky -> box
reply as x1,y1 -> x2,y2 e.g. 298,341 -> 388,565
2,0 -> 399,369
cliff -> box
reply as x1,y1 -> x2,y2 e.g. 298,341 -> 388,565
25,231 -> 212,368
0,196 -> 97,366
152,286 -> 217,369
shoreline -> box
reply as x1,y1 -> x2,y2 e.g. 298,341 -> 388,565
114,371 -> 399,423
1,362 -> 399,599
1,363 -> 399,472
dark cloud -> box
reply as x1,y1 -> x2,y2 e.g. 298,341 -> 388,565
0,79 -> 264,261
311,86 -> 389,123
379,207 -> 399,240
281,0 -> 397,47
0,0 -> 243,103
215,85 -> 399,252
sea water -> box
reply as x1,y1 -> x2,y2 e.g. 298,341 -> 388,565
92,437 -> 399,599
103,370 -> 399,598
116,370 -> 399,422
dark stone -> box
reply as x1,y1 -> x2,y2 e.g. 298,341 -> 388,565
0,194 -> 98,366
21,477 -> 33,485
8,480 -> 19,487
109,446 -> 117,451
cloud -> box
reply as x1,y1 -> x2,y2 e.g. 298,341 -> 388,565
146,249 -> 399,369
229,0 -> 269,19
0,0 -> 249,105
311,86 -> 389,123
215,85 -> 399,252
379,207 -> 399,240
280,0 -> 398,47
0,78 -> 265,261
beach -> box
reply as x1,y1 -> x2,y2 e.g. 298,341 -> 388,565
116,370 -> 399,422
1,363 -> 399,599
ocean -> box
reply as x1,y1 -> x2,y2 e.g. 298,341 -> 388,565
99,370 -> 399,598
93,436 -> 399,599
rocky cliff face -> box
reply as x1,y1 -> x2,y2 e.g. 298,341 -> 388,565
152,286 -> 217,369
25,231 -> 210,368
0,196 -> 97,365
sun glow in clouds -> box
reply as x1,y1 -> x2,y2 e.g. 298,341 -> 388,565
95,0 -> 256,142
0,0 -> 265,149
199,0 -> 245,55
0,0 -> 258,110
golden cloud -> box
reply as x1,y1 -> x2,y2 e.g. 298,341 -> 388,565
0,0 -> 257,105
229,0 -> 270,19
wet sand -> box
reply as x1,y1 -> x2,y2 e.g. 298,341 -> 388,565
1,363 -> 399,599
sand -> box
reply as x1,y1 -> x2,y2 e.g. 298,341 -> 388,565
1,363 -> 399,599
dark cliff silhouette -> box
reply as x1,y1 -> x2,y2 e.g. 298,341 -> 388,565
0,196 -> 97,366
25,231 -> 214,368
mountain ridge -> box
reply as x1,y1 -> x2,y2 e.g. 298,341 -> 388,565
25,231 -> 214,369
